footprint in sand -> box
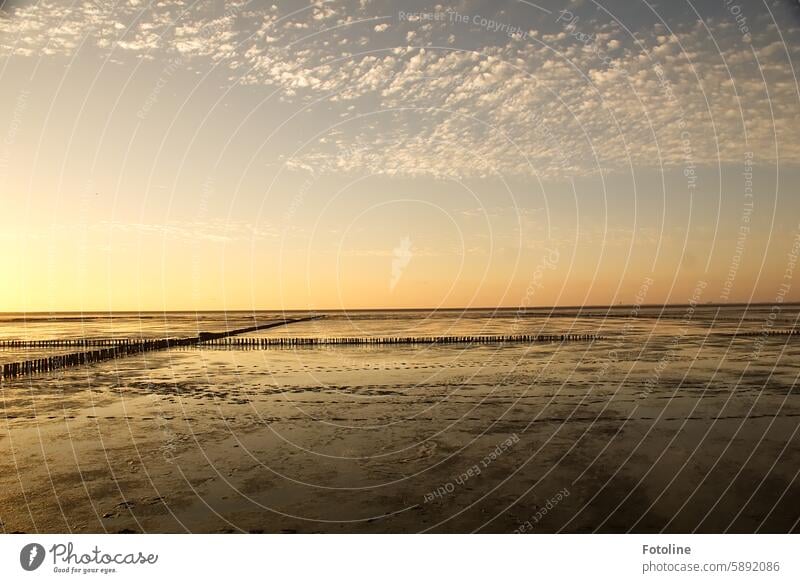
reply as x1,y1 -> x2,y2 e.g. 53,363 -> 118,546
400,440 -> 438,462
417,441 -> 437,458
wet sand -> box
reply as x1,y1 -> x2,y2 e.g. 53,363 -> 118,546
1,332 -> 798,533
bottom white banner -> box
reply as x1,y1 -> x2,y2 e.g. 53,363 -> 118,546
0,535 -> 795,582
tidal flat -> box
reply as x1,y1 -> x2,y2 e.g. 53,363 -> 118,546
1,308 -> 798,533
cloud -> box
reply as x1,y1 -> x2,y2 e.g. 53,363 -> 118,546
97,220 -> 280,242
1,0 -> 798,179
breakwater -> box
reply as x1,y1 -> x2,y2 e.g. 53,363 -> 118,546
0,338 -> 153,348
716,329 -> 799,338
199,333 -> 602,347
2,339 -> 180,379
1,316 -> 320,380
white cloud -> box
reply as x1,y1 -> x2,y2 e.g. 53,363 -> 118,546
1,1 -> 798,179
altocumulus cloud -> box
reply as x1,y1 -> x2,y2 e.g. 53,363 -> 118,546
1,0 -> 798,179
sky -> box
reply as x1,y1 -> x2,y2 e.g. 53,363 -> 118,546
1,0 -> 799,311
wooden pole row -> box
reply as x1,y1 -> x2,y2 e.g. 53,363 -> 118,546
199,333 -> 602,347
0,338 -> 144,348
0,316 -> 322,380
719,329 -> 799,337
0,316 -> 324,349
0,338 -> 186,379
195,315 -> 323,342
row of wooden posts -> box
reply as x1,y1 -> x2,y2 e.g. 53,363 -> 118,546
0,338 -> 171,348
1,327 -> 795,350
2,328 -> 795,352
725,329 -> 799,337
0,338 -> 191,380
3,324 -> 797,380
201,334 -> 601,347
0,316 -> 321,381
0,332 -> 599,380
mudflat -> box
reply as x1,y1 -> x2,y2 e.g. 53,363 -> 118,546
1,310 -> 798,533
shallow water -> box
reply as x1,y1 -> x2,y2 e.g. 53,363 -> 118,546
0,307 -> 798,533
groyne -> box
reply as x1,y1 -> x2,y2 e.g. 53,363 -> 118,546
199,333 -> 601,347
1,316 -> 320,380
0,338 -> 166,348
716,329 -> 799,338
1,338 -> 180,379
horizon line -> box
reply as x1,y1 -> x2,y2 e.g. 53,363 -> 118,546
1,301 -> 799,315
